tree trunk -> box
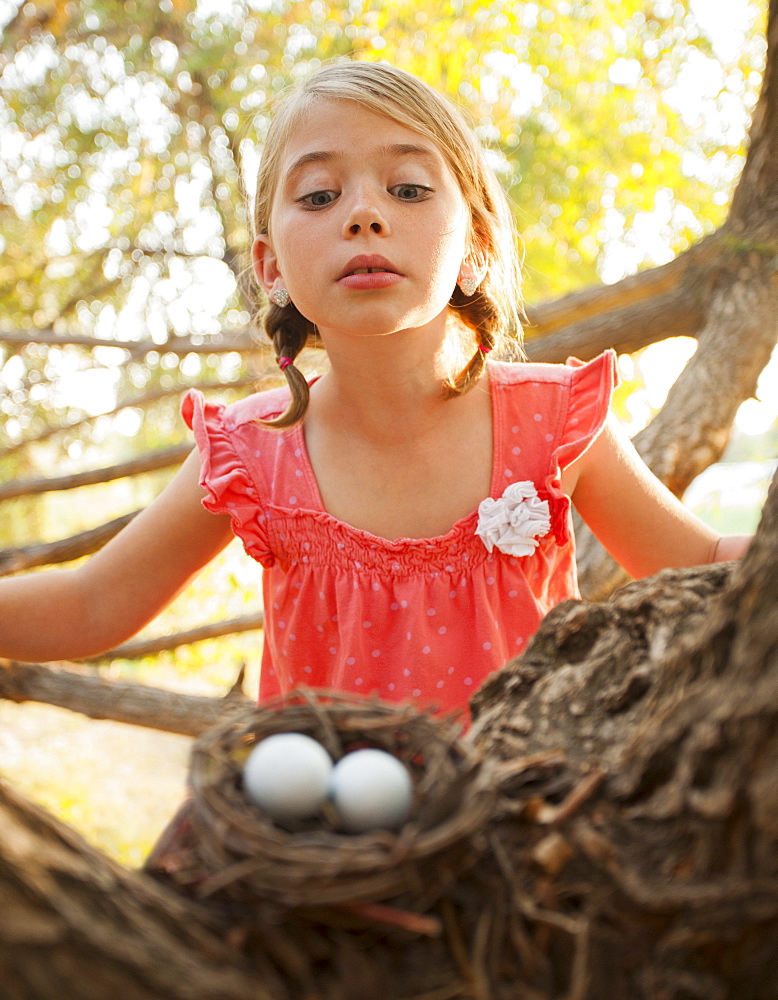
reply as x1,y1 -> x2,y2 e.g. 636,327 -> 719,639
466,467 -> 778,999
576,236 -> 778,599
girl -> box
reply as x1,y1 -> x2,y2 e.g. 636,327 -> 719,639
0,63 -> 749,714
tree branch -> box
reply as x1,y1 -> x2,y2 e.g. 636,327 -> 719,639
0,659 -> 250,737
577,244 -> 778,599
189,67 -> 258,316
0,444 -> 190,501
0,376 -> 256,460
0,511 -> 139,576
523,235 -> 717,362
78,612 -> 266,663
0,328 -> 254,355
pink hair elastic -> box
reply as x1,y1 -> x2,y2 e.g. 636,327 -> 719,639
477,344 -> 492,354
278,356 -> 293,370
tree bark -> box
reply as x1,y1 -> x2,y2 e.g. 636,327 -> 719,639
0,658 -> 250,737
0,780 -> 275,1000
462,468 -> 778,999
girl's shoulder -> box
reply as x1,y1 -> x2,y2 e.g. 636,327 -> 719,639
488,349 -> 617,390
221,383 -> 293,426
182,382 -> 294,433
488,351 -> 619,473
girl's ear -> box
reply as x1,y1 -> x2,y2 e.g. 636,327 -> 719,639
457,255 -> 487,295
252,235 -> 284,296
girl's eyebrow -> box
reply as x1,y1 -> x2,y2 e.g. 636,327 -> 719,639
285,143 -> 440,184
380,142 -> 440,164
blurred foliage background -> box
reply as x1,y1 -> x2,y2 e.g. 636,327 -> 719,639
0,0 -> 775,863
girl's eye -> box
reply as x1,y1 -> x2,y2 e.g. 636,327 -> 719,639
391,184 -> 432,201
299,190 -> 337,208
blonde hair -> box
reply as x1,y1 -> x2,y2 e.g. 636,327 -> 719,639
253,61 -> 524,427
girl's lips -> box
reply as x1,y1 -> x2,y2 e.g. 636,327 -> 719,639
337,271 -> 404,290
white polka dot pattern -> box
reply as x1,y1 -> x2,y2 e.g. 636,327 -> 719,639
181,352 -> 617,716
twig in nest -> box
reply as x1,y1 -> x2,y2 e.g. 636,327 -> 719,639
470,909 -> 493,1000
297,685 -> 344,759
565,914 -> 591,1000
256,922 -> 315,990
489,833 -> 582,937
335,900 -> 442,937
398,983 -> 469,1000
489,830 -> 592,998
572,817 -> 778,911
493,749 -> 568,789
440,898 -> 474,984
536,768 -> 605,826
226,661 -> 248,699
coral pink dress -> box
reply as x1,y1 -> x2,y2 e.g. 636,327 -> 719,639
182,351 -> 617,715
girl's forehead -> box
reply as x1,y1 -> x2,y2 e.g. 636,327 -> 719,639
278,98 -> 449,171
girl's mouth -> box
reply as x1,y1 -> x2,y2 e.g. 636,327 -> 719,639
337,255 -> 403,290
338,270 -> 403,290
338,254 -> 400,279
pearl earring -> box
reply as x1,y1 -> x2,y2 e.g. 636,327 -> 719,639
458,276 -> 478,297
271,288 -> 290,308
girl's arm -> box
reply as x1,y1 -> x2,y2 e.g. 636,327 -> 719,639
0,450 -> 235,662
564,415 -> 751,578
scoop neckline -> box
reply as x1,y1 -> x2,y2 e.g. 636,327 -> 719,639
285,365 -> 503,546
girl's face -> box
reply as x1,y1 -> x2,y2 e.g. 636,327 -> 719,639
253,99 -> 472,345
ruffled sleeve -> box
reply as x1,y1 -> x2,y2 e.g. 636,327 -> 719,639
181,389 -> 275,566
555,350 -> 619,470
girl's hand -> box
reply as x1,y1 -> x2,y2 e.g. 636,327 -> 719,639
0,450 -> 234,662
564,414 -> 751,578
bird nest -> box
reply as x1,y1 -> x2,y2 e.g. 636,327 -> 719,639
165,689 -> 498,910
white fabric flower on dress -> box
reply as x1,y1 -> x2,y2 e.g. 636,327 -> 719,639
475,481 -> 551,557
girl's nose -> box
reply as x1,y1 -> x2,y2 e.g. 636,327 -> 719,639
343,189 -> 389,237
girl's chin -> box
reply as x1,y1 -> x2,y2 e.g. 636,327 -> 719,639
318,322 -> 450,346
309,303 -> 452,344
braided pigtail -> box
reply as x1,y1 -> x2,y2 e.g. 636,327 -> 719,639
260,301 -> 317,428
444,284 -> 501,397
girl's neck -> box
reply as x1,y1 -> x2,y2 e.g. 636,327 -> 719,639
301,322 -> 494,540
310,324 -> 464,444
